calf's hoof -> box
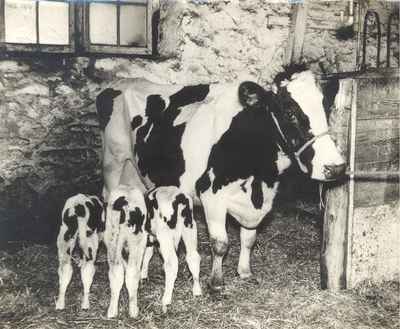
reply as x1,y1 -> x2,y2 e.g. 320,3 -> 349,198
192,284 -> 202,296
107,307 -> 118,319
238,269 -> 253,280
207,277 -> 224,293
162,304 -> 169,314
55,299 -> 65,310
81,299 -> 90,310
129,305 -> 139,318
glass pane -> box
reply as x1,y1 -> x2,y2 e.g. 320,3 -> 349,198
120,5 -> 147,47
5,0 -> 36,43
89,3 -> 117,45
39,1 -> 69,45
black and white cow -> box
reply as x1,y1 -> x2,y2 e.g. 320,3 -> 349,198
104,184 -> 147,318
56,194 -> 104,310
96,64 -> 346,291
142,186 -> 201,312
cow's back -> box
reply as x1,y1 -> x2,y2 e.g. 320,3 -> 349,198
98,78 -> 242,198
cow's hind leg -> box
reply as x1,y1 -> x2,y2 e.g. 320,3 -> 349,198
80,235 -> 99,309
55,227 -> 76,310
202,199 -> 228,292
238,227 -> 257,279
182,221 -> 202,296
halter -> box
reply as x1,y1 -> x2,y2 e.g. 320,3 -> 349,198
270,112 -> 329,173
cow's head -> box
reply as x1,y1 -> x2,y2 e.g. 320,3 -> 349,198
239,65 -> 345,181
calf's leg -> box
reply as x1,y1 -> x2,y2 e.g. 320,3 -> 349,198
107,262 -> 124,318
80,235 -> 99,309
140,242 -> 154,280
125,235 -> 147,318
158,234 -> 178,313
55,228 -> 76,310
182,221 -> 202,296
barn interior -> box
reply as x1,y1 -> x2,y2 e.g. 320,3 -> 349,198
0,1 -> 399,328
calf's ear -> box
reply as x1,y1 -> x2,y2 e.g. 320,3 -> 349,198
238,81 -> 268,109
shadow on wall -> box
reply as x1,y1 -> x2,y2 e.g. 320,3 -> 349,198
0,180 -> 103,250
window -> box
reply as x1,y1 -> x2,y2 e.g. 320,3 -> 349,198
1,0 -> 75,52
83,0 -> 152,55
0,0 -> 154,55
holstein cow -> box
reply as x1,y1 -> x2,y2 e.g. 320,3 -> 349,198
104,184 -> 147,318
56,194 -> 104,310
142,186 -> 201,312
96,64 -> 346,291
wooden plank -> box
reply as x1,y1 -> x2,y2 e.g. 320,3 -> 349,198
354,181 -> 399,207
285,1 -> 308,65
357,78 -> 400,120
321,181 -> 349,290
353,77 -> 400,207
319,68 -> 399,81
320,79 -> 354,290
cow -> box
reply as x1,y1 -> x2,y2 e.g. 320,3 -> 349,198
103,183 -> 148,318
96,64 -> 346,291
142,186 -> 201,313
55,194 -> 104,310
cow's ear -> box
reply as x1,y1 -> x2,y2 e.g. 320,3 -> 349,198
238,81 -> 267,109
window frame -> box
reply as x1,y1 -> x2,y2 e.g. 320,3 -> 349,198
82,0 -> 153,56
0,0 -> 76,53
0,0 -> 154,56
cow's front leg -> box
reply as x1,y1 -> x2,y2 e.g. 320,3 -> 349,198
238,227 -> 256,279
203,200 -> 228,292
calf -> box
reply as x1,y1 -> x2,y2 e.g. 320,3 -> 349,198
56,194 -> 104,310
104,185 -> 147,318
142,186 -> 202,313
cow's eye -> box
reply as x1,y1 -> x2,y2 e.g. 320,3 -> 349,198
287,112 -> 296,121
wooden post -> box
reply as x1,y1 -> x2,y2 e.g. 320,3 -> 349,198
285,1 -> 308,65
320,79 -> 353,290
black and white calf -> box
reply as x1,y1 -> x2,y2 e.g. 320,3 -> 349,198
104,185 -> 147,318
56,194 -> 104,310
142,186 -> 201,313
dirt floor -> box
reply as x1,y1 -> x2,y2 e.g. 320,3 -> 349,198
0,202 -> 399,329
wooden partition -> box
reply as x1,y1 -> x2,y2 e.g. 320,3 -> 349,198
320,69 -> 399,290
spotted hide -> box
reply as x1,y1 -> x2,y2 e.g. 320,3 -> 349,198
141,186 -> 201,313
55,194 -> 105,310
103,185 -> 147,318
96,65 -> 346,291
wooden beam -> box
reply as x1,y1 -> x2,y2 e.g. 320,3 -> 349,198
320,79 -> 354,290
285,1 -> 308,65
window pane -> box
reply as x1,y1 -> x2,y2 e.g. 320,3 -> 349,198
89,3 -> 117,45
39,1 -> 69,45
120,5 -> 147,46
5,0 -> 36,44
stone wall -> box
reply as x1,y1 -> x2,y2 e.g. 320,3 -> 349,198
0,0 -> 394,245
